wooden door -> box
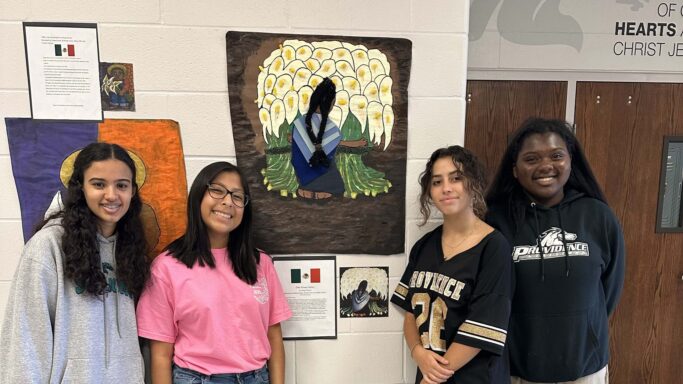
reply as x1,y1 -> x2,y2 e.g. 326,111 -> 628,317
575,82 -> 683,383
464,80 -> 567,179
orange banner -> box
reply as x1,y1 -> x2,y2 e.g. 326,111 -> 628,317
99,119 -> 187,259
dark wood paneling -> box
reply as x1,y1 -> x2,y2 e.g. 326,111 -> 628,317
575,82 -> 683,383
464,80 -> 567,181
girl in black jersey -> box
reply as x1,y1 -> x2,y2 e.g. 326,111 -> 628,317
392,146 -> 513,384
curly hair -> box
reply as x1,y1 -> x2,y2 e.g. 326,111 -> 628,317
38,142 -> 150,298
165,161 -> 260,285
418,145 -> 488,225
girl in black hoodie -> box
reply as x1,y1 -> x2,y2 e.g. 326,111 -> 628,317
486,118 -> 625,384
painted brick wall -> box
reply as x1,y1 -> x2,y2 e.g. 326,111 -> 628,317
0,1 -> 469,383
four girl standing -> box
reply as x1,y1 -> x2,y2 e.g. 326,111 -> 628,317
0,118 -> 624,383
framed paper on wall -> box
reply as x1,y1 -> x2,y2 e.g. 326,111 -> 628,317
23,22 -> 103,121
272,256 -> 337,340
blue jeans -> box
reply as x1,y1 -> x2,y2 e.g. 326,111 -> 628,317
172,364 -> 270,384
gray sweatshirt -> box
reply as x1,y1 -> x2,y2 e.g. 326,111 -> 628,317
0,221 -> 144,383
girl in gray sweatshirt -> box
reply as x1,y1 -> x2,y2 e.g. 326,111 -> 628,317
0,142 -> 150,383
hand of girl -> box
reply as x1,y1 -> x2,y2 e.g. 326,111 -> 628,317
413,346 -> 455,383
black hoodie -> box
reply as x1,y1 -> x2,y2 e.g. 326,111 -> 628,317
486,189 -> 625,382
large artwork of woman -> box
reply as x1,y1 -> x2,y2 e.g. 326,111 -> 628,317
227,32 -> 411,255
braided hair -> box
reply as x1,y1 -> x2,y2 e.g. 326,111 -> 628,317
305,77 -> 336,167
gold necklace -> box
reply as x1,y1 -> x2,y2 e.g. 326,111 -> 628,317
442,223 -> 477,259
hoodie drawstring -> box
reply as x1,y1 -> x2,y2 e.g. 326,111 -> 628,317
556,207 -> 571,277
104,237 -> 122,370
113,238 -> 122,339
531,202 -> 545,282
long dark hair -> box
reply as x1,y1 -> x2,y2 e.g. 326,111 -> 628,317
486,118 -> 606,227
305,77 -> 336,167
165,162 -> 259,284
38,142 -> 149,298
419,145 -> 488,225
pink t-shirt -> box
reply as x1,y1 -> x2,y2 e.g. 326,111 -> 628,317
136,249 -> 291,374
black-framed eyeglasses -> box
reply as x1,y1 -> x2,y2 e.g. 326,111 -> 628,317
206,183 -> 249,207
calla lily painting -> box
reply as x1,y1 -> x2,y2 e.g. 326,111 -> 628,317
227,31 -> 411,255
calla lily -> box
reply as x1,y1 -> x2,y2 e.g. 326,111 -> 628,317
284,60 -> 305,77
363,82 -> 380,103
335,60 -> 355,78
273,74 -> 293,98
351,48 -> 369,68
264,74 -> 277,96
262,93 -> 276,109
270,99 -> 286,138
311,47 -> 332,61
368,49 -> 390,75
295,45 -> 313,61
298,85 -> 314,114
332,47 -> 352,64
334,90 -> 350,127
283,90 -> 299,124
379,76 -> 393,105
308,74 -> 324,89
367,101 -> 384,145
256,69 -> 267,107
356,64 -> 372,91
329,105 -> 344,128
304,58 -> 321,72
342,77 -> 361,96
329,75 -> 343,91
368,58 -> 386,80
315,59 -> 336,78
350,95 -> 369,133
281,45 -> 296,66
268,56 -> 285,76
382,104 -> 394,150
293,68 -> 312,91
258,107 -> 271,143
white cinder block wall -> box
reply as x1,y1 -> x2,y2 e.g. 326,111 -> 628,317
0,1 -> 469,383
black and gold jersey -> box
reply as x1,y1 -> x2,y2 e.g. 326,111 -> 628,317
391,226 -> 513,384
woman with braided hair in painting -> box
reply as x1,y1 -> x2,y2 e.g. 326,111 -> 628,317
290,77 -> 345,200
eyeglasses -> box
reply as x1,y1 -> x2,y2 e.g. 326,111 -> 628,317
206,183 -> 249,207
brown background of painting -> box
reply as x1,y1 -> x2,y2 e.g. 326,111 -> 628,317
227,31 -> 410,255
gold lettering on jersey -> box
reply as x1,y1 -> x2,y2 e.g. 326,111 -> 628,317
409,270 -> 467,301
443,279 -> 457,296
424,272 -> 434,287
430,274 -> 442,292
439,276 -> 449,294
410,271 -> 418,287
430,297 -> 448,351
451,281 -> 465,301
412,293 -> 448,352
416,271 -> 425,287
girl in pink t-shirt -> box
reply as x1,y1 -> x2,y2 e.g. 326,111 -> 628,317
137,162 -> 292,384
